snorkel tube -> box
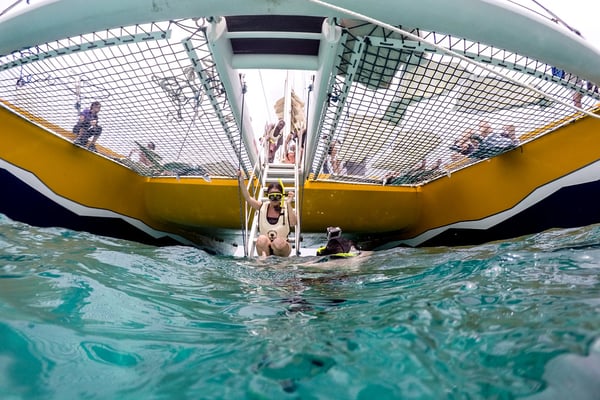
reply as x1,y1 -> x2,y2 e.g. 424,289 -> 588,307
279,178 -> 286,208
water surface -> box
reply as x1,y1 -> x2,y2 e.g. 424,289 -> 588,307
1,214 -> 599,399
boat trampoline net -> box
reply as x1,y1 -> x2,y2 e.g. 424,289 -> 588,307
0,19 -> 252,178
309,20 -> 600,185
0,17 -> 599,185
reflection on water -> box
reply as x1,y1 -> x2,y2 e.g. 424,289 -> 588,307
1,213 -> 600,399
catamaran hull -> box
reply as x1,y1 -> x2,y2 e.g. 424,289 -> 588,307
2,1 -> 600,255
3,158 -> 600,252
2,104 -> 600,254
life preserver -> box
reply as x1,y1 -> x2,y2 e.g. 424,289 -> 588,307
258,202 -> 290,240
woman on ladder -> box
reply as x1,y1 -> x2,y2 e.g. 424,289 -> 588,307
237,173 -> 297,257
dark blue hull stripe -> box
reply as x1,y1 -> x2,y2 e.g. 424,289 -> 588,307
424,179 -> 600,246
3,161 -> 600,250
0,168 -> 180,247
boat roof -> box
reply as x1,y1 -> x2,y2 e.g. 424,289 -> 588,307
1,0 -> 600,185
2,0 -> 600,82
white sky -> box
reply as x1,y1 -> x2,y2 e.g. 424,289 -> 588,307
513,0 -> 600,48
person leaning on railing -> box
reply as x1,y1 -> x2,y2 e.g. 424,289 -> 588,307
237,171 -> 297,257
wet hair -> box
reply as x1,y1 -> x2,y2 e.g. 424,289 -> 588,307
266,182 -> 284,194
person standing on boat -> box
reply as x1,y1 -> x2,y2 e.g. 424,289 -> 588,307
281,142 -> 296,164
323,139 -> 342,174
73,101 -> 102,149
283,128 -> 305,164
129,142 -> 158,167
237,172 -> 297,257
263,119 -> 285,163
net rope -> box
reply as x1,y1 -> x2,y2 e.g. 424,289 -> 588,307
0,20 -> 252,178
308,0 -> 600,185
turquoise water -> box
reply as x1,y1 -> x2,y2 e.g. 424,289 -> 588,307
1,214 -> 600,399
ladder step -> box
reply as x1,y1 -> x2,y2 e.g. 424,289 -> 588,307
268,170 -> 295,176
269,162 -> 295,168
265,175 -> 295,188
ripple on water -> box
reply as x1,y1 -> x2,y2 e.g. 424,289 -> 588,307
1,215 -> 600,398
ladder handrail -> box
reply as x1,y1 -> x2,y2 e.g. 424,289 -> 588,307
246,164 -> 265,257
293,147 -> 302,256
242,158 -> 264,257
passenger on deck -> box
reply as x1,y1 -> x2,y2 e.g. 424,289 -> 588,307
450,128 -> 478,157
281,142 -> 296,164
72,114 -> 86,138
564,74 -> 589,109
263,119 -> 285,163
501,124 -> 519,144
323,139 -> 342,174
73,101 -> 102,150
81,101 -> 101,122
237,172 -> 297,257
74,118 -> 102,151
469,120 -> 519,159
383,158 -> 442,185
129,142 -> 158,167
573,91 -> 583,108
288,128 -> 306,162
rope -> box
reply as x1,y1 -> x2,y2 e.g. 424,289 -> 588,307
174,70 -> 203,161
527,0 -> 582,37
258,70 -> 276,122
238,76 -> 248,257
175,104 -> 200,161
306,0 -> 600,120
0,0 -> 27,18
295,77 -> 313,255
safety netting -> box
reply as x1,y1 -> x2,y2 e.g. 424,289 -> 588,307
0,19 -> 252,178
310,19 -> 600,185
0,16 -> 598,185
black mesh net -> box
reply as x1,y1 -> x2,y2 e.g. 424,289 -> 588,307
1,18 -> 598,184
0,20 -> 252,178
311,22 -> 600,185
